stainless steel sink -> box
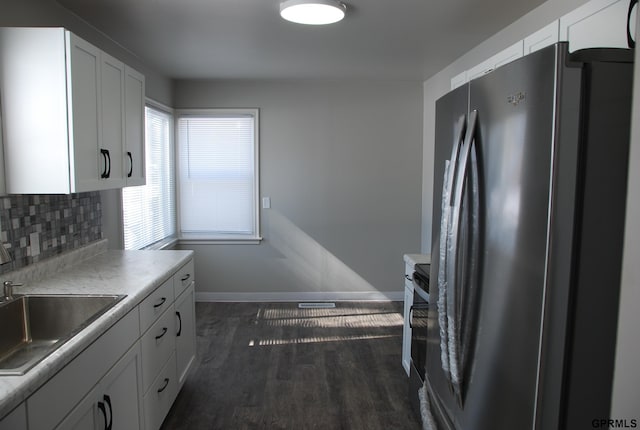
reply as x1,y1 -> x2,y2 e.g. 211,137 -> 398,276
0,294 -> 126,375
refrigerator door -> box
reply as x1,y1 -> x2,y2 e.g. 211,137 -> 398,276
427,45 -> 560,429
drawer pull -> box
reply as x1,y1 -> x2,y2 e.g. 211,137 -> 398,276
176,311 -> 182,336
157,378 -> 170,393
98,395 -> 113,430
153,297 -> 167,308
181,274 -> 191,282
98,401 -> 108,429
104,395 -> 113,430
155,327 -> 168,340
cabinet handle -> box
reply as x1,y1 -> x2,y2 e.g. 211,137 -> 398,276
105,149 -> 111,178
181,274 -> 191,282
628,0 -> 638,48
405,274 -> 413,282
176,311 -> 182,336
100,149 -> 109,178
157,378 -> 170,393
104,395 -> 113,430
98,401 -> 108,429
127,151 -> 133,177
153,297 -> 166,308
155,327 -> 168,340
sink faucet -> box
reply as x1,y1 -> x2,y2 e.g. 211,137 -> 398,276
3,281 -> 23,301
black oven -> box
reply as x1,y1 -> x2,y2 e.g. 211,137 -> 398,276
409,263 -> 430,418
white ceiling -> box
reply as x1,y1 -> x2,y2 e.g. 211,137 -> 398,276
55,0 -> 546,81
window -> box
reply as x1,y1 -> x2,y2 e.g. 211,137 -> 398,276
176,109 -> 260,242
122,104 -> 176,249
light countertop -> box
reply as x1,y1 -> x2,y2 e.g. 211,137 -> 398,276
0,245 -> 193,418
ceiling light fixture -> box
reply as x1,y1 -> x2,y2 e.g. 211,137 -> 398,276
280,0 -> 346,25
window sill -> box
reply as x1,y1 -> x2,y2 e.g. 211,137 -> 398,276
178,236 -> 263,245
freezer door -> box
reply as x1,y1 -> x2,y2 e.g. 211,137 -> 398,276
428,45 -> 560,429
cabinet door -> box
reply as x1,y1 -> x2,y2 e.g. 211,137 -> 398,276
175,283 -> 196,388
57,343 -> 143,430
450,70 -> 467,91
67,32 -> 103,193
0,403 -> 27,430
125,66 -> 146,186
467,41 -> 523,81
560,0 -> 635,51
524,21 -> 560,54
100,52 -> 126,189
102,343 -> 144,430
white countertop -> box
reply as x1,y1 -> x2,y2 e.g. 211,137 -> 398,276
0,246 -> 193,418
404,253 -> 431,267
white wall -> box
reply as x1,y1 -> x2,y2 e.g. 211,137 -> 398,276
174,79 -> 423,300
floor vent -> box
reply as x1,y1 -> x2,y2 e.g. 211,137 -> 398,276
298,302 -> 336,309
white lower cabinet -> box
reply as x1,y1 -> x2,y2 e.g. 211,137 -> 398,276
0,403 -> 27,430
138,259 -> 196,430
141,306 -> 177,394
58,342 -> 143,430
175,283 -> 196,389
28,309 -> 140,430
143,353 -> 178,430
14,257 -> 196,430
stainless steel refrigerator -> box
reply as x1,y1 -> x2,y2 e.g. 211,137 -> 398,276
423,42 -> 634,430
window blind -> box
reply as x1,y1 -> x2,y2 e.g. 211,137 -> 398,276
177,112 -> 257,237
122,106 -> 176,249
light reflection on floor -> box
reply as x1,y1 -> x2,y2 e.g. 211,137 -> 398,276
249,303 -> 403,346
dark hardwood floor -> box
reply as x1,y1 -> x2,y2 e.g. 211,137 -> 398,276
161,301 -> 421,430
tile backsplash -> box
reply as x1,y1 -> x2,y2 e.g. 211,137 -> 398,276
0,192 -> 102,274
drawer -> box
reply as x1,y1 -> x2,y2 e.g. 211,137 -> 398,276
173,259 -> 194,298
139,278 -> 174,334
143,353 -> 177,430
141,305 -> 176,394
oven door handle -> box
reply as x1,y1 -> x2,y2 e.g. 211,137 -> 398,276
409,305 -> 414,329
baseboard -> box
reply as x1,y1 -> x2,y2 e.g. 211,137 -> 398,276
195,291 -> 404,302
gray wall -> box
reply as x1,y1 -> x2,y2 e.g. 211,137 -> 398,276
174,79 -> 423,299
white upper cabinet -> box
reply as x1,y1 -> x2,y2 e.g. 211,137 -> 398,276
466,41 -> 524,82
524,21 -> 560,54
560,0 -> 637,52
100,52 -> 126,189
449,0 -> 636,90
451,70 -> 468,91
125,67 -> 146,186
0,27 -> 145,194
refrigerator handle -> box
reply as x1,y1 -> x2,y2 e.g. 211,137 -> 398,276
446,109 -> 479,405
437,114 -> 467,391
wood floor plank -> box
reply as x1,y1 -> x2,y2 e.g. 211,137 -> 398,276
161,302 -> 421,430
